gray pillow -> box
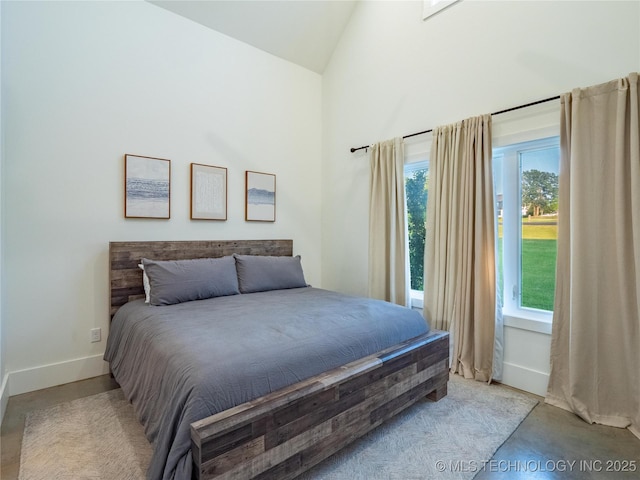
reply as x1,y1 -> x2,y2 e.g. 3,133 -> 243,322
142,256 -> 240,306
234,254 -> 307,293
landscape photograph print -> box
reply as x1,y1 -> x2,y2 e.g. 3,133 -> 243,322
245,170 -> 276,222
124,154 -> 171,219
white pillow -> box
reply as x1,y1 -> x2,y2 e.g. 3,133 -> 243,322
138,263 -> 150,303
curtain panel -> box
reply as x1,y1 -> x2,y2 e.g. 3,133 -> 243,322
368,138 -> 409,306
546,73 -> 640,438
423,115 -> 497,382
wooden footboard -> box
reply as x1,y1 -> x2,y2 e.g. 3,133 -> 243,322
191,330 -> 449,480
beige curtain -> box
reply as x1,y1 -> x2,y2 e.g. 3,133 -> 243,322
423,115 -> 496,382
546,73 -> 640,438
368,137 -> 409,306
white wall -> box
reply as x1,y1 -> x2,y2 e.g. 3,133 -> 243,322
0,0 -> 6,421
322,0 -> 640,395
2,0 -> 322,395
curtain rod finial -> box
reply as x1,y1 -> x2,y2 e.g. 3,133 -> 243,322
350,144 -> 369,153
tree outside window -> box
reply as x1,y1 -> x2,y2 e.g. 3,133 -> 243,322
522,169 -> 559,217
405,166 -> 428,291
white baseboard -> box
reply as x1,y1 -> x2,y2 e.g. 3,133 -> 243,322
501,361 -> 549,397
0,372 -> 9,425
8,354 -> 110,397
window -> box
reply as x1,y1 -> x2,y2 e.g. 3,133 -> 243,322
405,161 -> 429,295
494,137 -> 560,317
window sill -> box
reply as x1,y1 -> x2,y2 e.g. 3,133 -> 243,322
410,290 -> 424,309
410,291 -> 552,335
503,309 -> 552,335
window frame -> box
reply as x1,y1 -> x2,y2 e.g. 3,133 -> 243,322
402,102 -> 560,335
404,155 -> 429,310
494,135 -> 559,333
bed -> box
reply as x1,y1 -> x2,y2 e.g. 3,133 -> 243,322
106,239 -> 449,480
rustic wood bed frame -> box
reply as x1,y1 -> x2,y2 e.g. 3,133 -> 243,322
109,239 -> 449,480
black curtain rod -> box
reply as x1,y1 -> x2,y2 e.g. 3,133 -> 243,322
349,95 -> 561,153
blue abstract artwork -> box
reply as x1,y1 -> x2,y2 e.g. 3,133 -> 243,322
125,155 -> 171,218
246,171 -> 275,221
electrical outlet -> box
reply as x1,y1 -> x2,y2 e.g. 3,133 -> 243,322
90,328 -> 101,343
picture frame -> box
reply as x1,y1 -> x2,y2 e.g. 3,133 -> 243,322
124,154 -> 171,219
190,163 -> 227,220
245,170 -> 276,222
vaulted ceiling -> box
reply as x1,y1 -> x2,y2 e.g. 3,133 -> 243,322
149,1 -> 359,74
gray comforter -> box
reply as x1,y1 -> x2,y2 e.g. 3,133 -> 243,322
104,287 -> 429,480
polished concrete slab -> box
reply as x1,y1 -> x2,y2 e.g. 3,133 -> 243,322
1,375 -> 639,479
474,393 -> 640,480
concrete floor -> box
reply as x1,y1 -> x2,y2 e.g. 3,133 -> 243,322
474,396 -> 640,480
1,375 -> 639,479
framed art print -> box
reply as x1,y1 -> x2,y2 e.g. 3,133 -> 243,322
124,154 -> 171,219
245,170 -> 276,222
191,163 -> 227,220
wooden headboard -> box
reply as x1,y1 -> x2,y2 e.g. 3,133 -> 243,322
109,239 -> 293,317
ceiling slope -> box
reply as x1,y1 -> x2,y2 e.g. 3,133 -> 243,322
150,0 -> 358,74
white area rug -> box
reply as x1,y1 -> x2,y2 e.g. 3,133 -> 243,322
19,375 -> 537,480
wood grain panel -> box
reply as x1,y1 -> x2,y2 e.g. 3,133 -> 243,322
109,239 -> 293,317
191,330 -> 449,480
108,239 -> 449,480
